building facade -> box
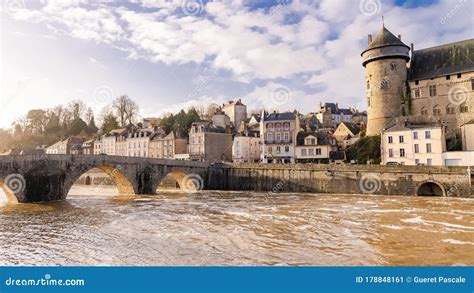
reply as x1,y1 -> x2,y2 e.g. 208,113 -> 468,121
295,131 -> 336,163
260,111 -> 299,163
232,131 -> 260,163
316,103 -> 354,128
188,121 -> 232,162
381,124 -> 446,166
221,99 -> 247,128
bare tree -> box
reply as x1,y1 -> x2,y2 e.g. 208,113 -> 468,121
113,95 -> 139,126
67,99 -> 87,120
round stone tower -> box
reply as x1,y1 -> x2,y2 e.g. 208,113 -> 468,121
361,26 -> 410,136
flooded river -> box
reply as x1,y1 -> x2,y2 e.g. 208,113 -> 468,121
1,186 -> 473,266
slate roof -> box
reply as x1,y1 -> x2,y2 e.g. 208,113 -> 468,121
362,26 -> 409,55
296,131 -> 332,146
264,111 -> 297,121
321,103 -> 353,115
408,39 -> 474,80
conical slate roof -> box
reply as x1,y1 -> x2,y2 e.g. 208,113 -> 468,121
363,26 -> 409,53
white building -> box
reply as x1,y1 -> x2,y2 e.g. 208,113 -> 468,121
93,139 -> 102,155
45,141 -> 61,154
381,124 -> 446,166
232,131 -> 260,163
127,128 -> 154,157
316,103 -> 354,128
295,131 -> 337,163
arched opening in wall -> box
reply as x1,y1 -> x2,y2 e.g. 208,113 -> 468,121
417,182 -> 445,196
155,171 -> 203,194
67,166 -> 135,199
0,179 -> 19,205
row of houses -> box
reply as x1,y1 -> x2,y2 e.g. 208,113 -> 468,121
41,100 -> 367,164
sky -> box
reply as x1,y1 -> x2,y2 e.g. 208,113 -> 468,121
0,0 -> 472,128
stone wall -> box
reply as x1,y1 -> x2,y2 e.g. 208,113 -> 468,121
207,163 -> 472,197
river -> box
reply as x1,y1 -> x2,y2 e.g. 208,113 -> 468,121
1,186 -> 473,266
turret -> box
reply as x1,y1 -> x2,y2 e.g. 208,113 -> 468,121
361,26 -> 410,136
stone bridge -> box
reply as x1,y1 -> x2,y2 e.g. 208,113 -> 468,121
207,163 -> 473,198
0,155 -> 208,203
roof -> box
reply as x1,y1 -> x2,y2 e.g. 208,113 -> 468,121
320,103 -> 353,115
296,131 -> 331,146
191,120 -> 227,133
222,99 -> 245,108
263,111 -> 297,121
384,123 -> 442,132
338,122 -> 360,135
362,26 -> 410,54
409,39 -> 474,80
462,119 -> 474,126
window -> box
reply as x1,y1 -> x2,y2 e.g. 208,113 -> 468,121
400,148 -> 405,157
460,103 -> 469,113
267,133 -> 273,141
429,85 -> 437,96
433,106 -> 441,115
276,146 -> 281,153
389,149 -> 394,158
307,138 -> 316,145
427,158 -> 432,166
309,149 -> 315,156
268,146 -> 272,153
426,143 -> 432,153
414,144 -> 419,153
414,89 -> 420,97
446,75 -> 450,80
390,62 -> 397,71
399,135 -> 404,143
457,73 -> 462,79
413,132 -> 418,140
425,131 -> 431,139
447,104 -> 455,114
471,79 -> 474,90
301,149 -> 307,156
276,133 -> 281,141
266,123 -> 273,129
366,80 -> 370,90
284,132 -> 289,141
415,80 -> 419,85
415,159 -> 420,165
283,122 -> 290,130
421,108 -> 428,115
285,146 -> 289,152
316,148 -> 321,155
275,123 -> 281,131
388,136 -> 393,144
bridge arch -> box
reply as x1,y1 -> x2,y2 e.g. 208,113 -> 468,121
416,181 -> 445,196
154,170 -> 204,193
0,178 -> 20,204
64,164 -> 136,199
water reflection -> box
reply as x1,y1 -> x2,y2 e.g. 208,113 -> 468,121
0,186 -> 473,266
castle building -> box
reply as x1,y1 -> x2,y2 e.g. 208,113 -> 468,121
362,25 -> 474,136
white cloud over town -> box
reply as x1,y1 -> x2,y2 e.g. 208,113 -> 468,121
1,0 -> 472,127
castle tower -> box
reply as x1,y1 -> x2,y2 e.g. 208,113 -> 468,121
361,26 -> 410,136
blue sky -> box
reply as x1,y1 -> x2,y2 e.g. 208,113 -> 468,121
0,0 -> 472,127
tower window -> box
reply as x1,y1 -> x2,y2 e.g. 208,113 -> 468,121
420,108 -> 428,115
414,89 -> 420,97
415,80 -> 419,85
366,80 -> 370,90
471,79 -> 474,90
446,104 -> 455,114
429,85 -> 437,96
433,107 -> 441,116
457,73 -> 462,78
446,75 -> 450,80
460,103 -> 468,113
390,62 -> 397,71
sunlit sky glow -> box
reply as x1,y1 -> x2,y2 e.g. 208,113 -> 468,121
0,0 -> 472,127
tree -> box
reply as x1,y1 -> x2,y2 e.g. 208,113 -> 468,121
67,99 -> 87,120
346,135 -> 381,164
101,113 -> 119,133
88,116 -> 99,134
68,118 -> 88,136
113,95 -> 139,127
26,109 -> 48,134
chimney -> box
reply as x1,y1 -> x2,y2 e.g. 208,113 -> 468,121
398,35 -> 401,40
368,34 -> 372,45
410,43 -> 414,52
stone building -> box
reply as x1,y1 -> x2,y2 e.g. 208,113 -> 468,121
316,103 -> 354,128
149,131 -> 186,159
212,107 -> 231,129
126,128 -> 154,157
260,111 -> 299,163
221,99 -> 247,128
333,122 -> 361,150
461,120 -> 474,151
362,25 -> 474,136
188,121 -> 232,162
82,139 -> 95,155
